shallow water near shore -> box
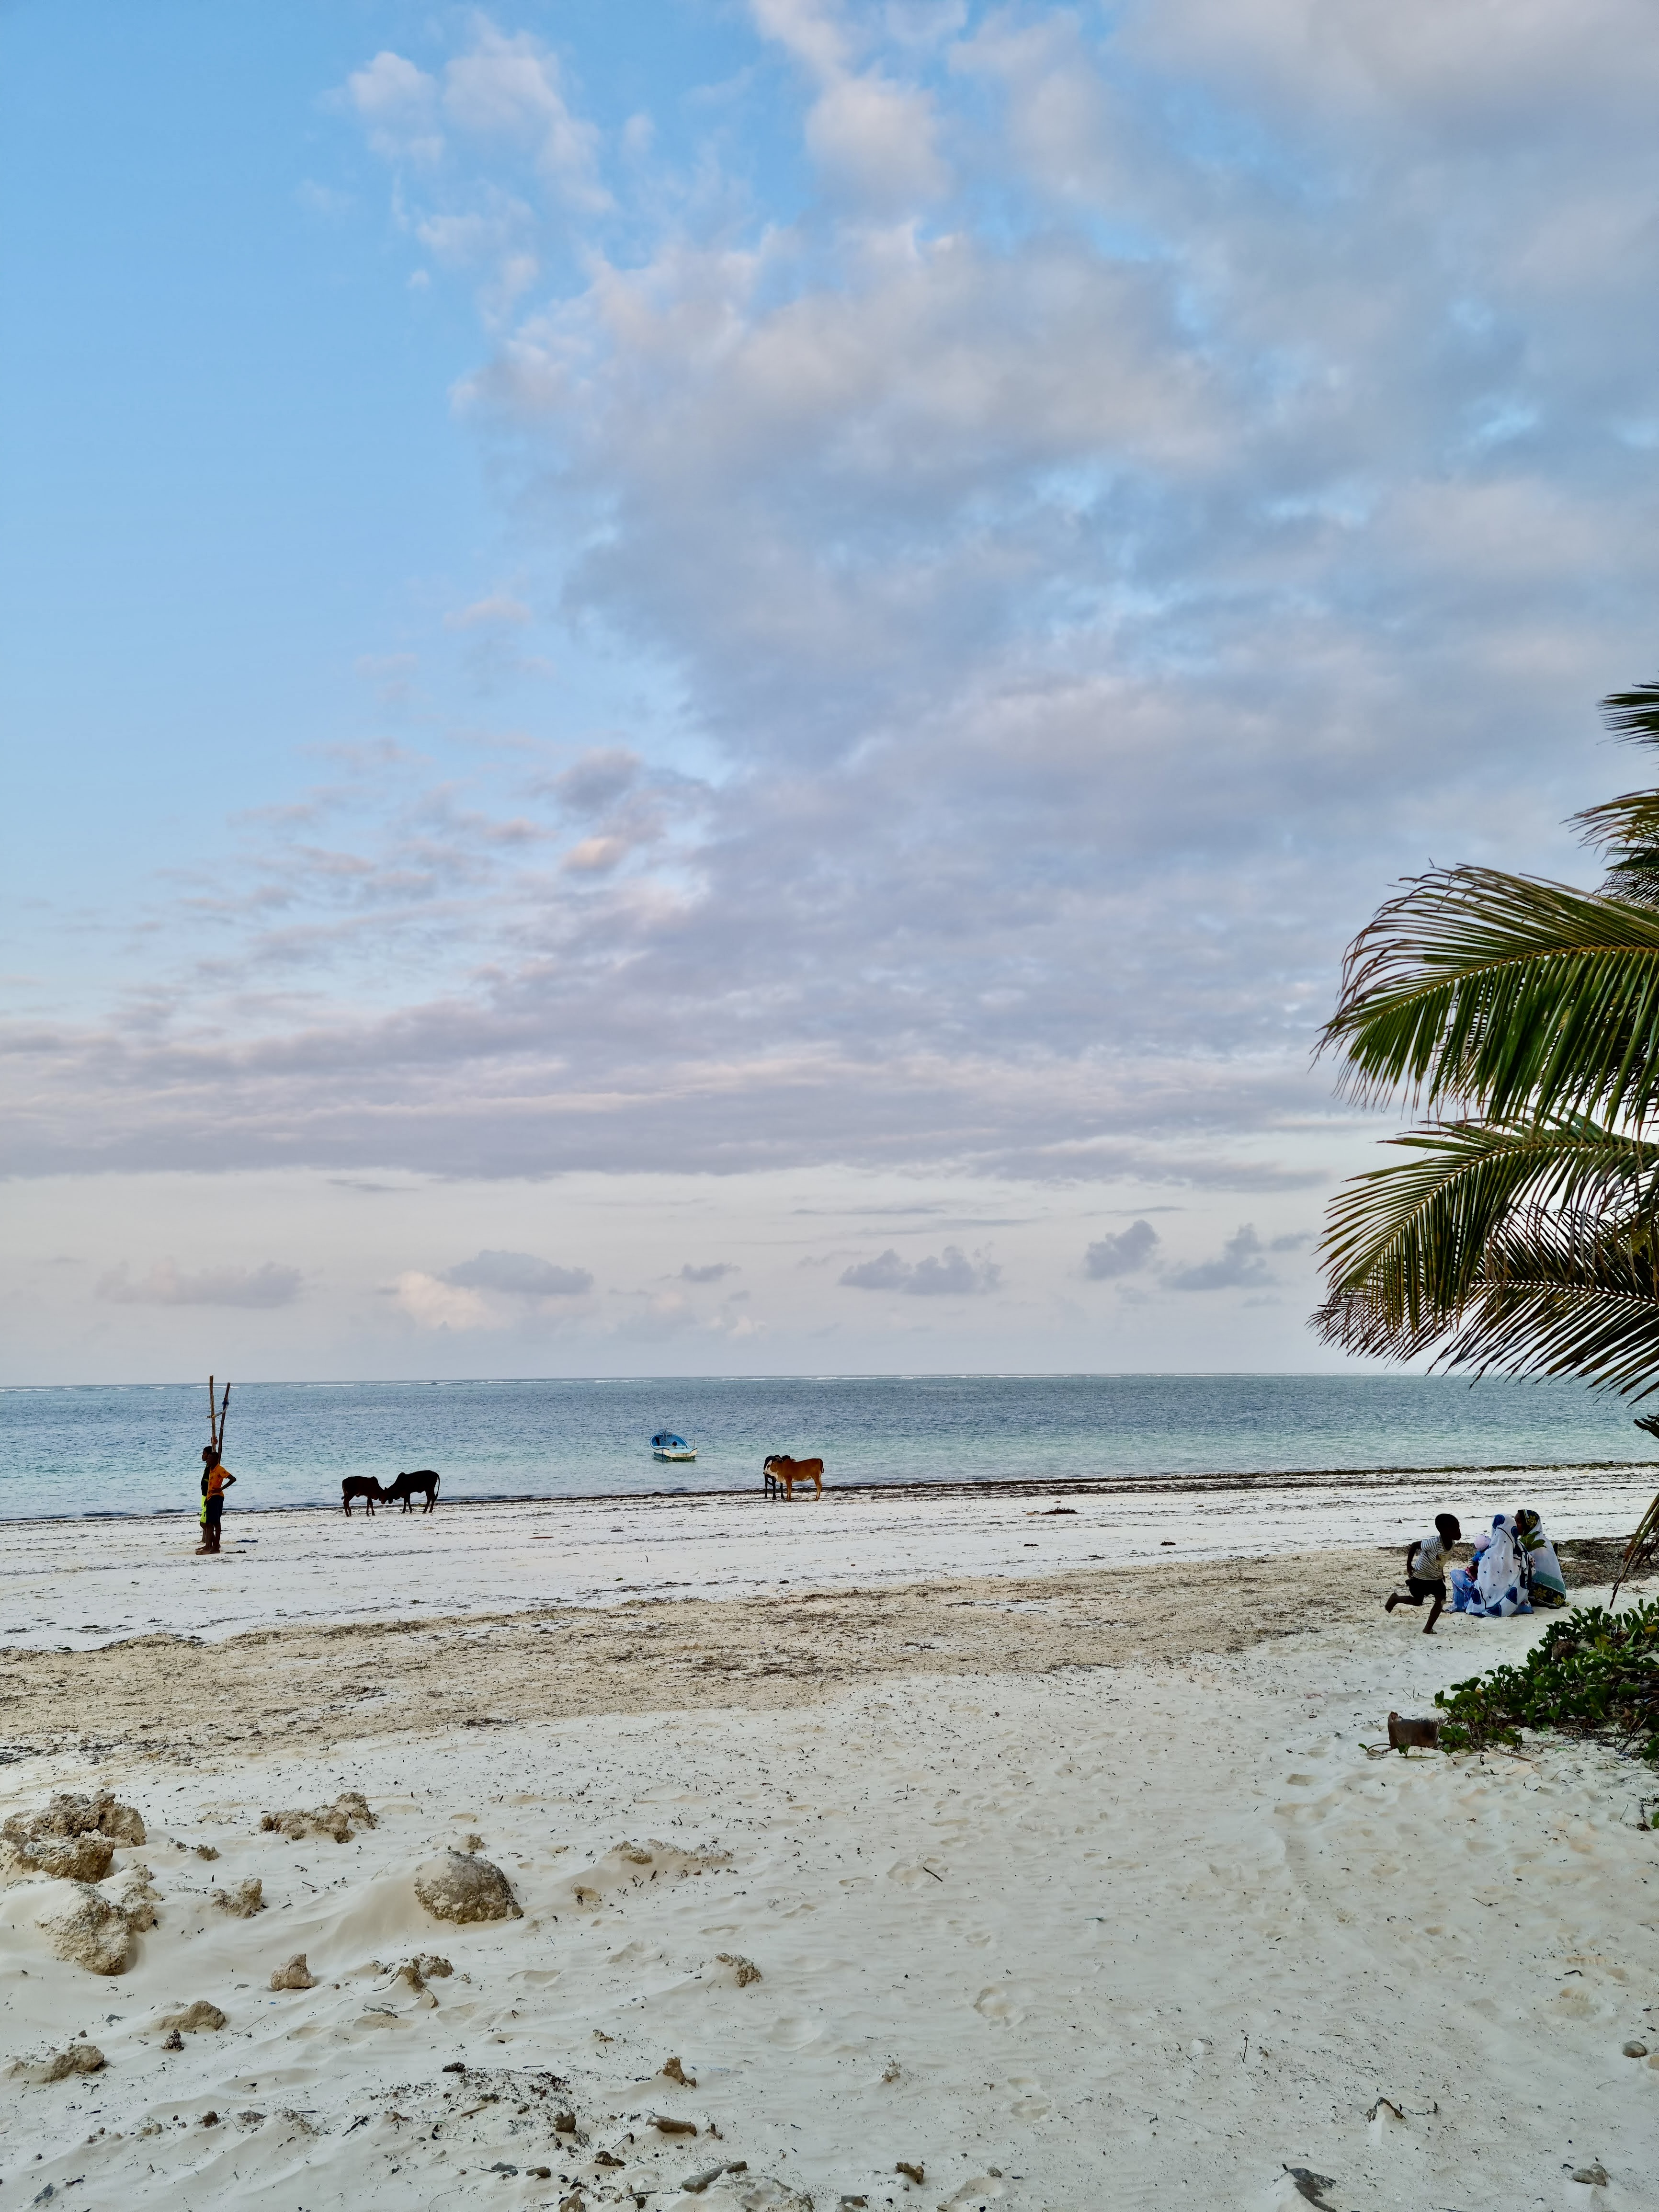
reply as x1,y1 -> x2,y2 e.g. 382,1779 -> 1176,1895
2,1370 -> 1657,1520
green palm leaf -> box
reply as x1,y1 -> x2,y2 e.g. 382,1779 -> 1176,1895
1320,869 -> 1659,1125
1318,1116 -> 1659,1337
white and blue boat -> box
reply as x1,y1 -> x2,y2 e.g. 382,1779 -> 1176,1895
651,1431 -> 697,1462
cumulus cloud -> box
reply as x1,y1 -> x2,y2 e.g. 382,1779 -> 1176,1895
442,1250 -> 594,1297
840,1245 -> 1000,1295
11,2 -> 1659,1204
1083,1221 -> 1159,1280
1169,1224 -> 1306,1293
681,1261 -> 739,1283
96,1260 -> 302,1309
392,1271 -> 491,1330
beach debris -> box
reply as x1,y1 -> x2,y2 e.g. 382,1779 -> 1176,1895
270,1954 -> 318,1991
1366,2097 -> 1406,2124
260,1792 -> 376,1844
895,2162 -> 925,2185
1621,2040 -> 1649,2057
1571,2165 -> 1609,2187
1284,2169 -> 1337,2208
881,2057 -> 902,2083
463,1832 -> 485,1853
200,2109 -> 220,2127
210,1878 -> 266,1918
662,2056 -> 696,2087
193,1844 -> 219,1860
414,1851 -> 522,1924
236,2111 -> 265,2128
681,2165 -> 731,2194
716,1953 -> 762,1986
553,2108 -> 577,2132
655,2114 -> 700,2135
17,2041 -> 105,2084
2,1791 -> 145,1883
567,1839 -> 734,1908
161,2031 -> 183,2051
157,2000 -> 226,2034
1386,1713 -> 1440,1753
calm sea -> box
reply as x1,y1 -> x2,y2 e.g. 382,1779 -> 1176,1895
0,1372 -> 1654,1521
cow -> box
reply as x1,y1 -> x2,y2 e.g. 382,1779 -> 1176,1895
763,1454 -> 824,1501
342,1476 -> 389,1516
384,1468 -> 441,1514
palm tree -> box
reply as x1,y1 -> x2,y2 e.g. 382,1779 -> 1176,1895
1312,681 -> 1659,1398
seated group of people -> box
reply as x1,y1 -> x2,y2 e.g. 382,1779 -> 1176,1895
1388,1508 -> 1568,1632
1451,1508 -> 1568,1619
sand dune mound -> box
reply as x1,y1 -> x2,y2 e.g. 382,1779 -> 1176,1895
568,1838 -> 734,1907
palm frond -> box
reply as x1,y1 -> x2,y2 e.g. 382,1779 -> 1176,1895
1320,868 -> 1659,1124
1315,1209 -> 1659,1397
1318,1116 -> 1659,1336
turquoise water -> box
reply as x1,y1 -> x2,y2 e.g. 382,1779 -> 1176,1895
0,1372 -> 1653,1520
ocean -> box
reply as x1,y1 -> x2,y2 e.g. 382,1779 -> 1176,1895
0,1371 -> 1654,1521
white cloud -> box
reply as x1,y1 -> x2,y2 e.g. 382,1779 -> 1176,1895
1169,1224 -> 1282,1293
444,594 -> 532,631
840,1244 -> 1000,1294
443,1249 -> 593,1297
1083,1221 -> 1159,1280
96,1260 -> 302,1309
682,1261 -> 739,1283
345,50 -> 443,165
391,1271 -> 491,1330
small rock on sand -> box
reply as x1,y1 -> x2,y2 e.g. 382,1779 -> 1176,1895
661,2055 -> 696,2086
1571,2165 -> 1610,2187
716,1953 -> 762,1986
895,2164 -> 924,2186
156,2001 -> 227,2034
260,1792 -> 376,1844
38,1883 -> 137,1975
25,2042 -> 105,2084
1621,2040 -> 1648,2058
413,1851 -> 522,1924
270,1954 -> 318,1991
210,1879 -> 265,1918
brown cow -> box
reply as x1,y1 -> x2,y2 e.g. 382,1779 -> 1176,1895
342,1477 -> 389,1516
763,1454 -> 824,1501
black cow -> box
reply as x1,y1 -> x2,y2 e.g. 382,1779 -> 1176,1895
384,1469 -> 440,1514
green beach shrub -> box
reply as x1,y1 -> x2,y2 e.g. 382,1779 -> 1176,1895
1434,1597 -> 1659,1763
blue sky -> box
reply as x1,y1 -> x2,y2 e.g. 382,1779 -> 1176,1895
5,0 -> 1659,1381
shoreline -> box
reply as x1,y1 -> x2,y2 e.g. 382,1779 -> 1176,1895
2,1453 -> 1656,1524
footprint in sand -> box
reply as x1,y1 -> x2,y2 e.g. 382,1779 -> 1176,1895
974,1982 -> 1036,2025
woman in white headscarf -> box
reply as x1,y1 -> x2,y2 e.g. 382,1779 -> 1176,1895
1450,1513 -> 1532,1617
1514,1508 -> 1569,1608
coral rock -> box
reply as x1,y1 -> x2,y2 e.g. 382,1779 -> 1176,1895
211,1879 -> 265,1918
157,2000 -> 227,2034
33,2042 -> 106,2083
413,1851 -> 521,1925
260,1792 -> 375,1844
39,1883 -> 137,1975
716,1952 -> 762,1987
270,1954 -> 318,1991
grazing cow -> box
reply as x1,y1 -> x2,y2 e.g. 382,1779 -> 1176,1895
763,1454 -> 824,1501
384,1468 -> 440,1514
342,1476 -> 389,1516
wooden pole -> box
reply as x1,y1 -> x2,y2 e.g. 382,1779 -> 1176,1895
207,1375 -> 217,1452
217,1382 -> 230,1456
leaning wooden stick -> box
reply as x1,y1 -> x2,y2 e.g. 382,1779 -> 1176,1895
207,1374 -> 217,1452
217,1381 -> 230,1455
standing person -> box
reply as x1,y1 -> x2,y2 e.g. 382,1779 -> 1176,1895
1385,1512 -> 1461,1634
196,1445 -> 235,1556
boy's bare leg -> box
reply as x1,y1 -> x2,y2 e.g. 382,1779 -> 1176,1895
1423,1588 -> 1444,1635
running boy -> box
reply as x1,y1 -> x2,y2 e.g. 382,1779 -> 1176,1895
1385,1513 -> 1461,1634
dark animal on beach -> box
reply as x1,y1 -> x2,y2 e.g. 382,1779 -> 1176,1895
385,1469 -> 441,1514
341,1477 -> 389,1516
1386,1710 -> 1440,1753
763,1454 -> 824,1501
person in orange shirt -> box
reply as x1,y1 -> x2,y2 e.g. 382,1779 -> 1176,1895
196,1446 -> 236,1555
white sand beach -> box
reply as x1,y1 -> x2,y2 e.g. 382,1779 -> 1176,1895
0,1508 -> 1656,2212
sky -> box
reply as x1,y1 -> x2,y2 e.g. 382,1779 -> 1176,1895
4,0 -> 1659,1384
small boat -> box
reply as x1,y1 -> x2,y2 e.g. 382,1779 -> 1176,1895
651,1431 -> 697,1462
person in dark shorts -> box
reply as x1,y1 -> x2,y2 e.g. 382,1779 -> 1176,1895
1385,1513 -> 1461,1634
196,1446 -> 236,1555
